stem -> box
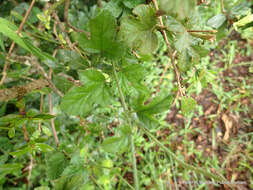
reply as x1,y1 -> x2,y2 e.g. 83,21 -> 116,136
152,0 -> 184,97
220,0 -> 226,14
0,0 -> 36,85
112,62 -> 139,190
138,124 -> 231,185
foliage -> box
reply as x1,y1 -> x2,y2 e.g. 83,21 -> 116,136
0,0 -> 252,189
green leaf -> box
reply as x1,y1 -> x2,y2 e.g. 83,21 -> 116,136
46,152 -> 68,180
137,112 -> 159,129
164,16 -> 185,34
0,33 -> 5,52
0,163 -> 23,174
23,38 -> 56,63
160,0 -> 196,20
61,69 -> 111,116
53,75 -> 73,94
42,126 -> 52,137
181,97 -> 197,116
117,63 -> 149,96
175,30 -> 194,52
61,85 -> 111,116
78,69 -> 106,86
0,18 -> 56,62
119,4 -> 158,54
76,10 -> 124,59
103,0 -> 123,18
56,49 -> 88,70
207,14 -> 226,29
136,94 -> 174,114
35,143 -> 54,152
122,0 -> 145,9
10,146 -> 31,157
0,17 -> 29,51
8,128 -> 15,138
102,136 -> 129,153
54,174 -> 87,190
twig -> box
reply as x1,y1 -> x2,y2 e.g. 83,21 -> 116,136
31,57 -> 64,97
157,25 -> 217,34
157,50 -> 177,93
23,124 -> 29,142
64,0 -> 90,36
27,155 -> 33,189
0,0 -> 36,85
53,12 -> 88,59
0,79 -> 48,102
46,0 -> 65,16
38,94 -> 44,131
53,12 -> 74,50
53,21 -> 65,48
187,30 -> 218,33
152,0 -> 184,96
220,0 -> 226,14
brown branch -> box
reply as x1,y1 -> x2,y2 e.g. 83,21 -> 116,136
157,51 -> 177,93
64,0 -> 90,36
152,0 -> 184,96
157,25 -> 217,34
38,94 -> 44,131
0,79 -> 48,102
0,0 -> 36,85
53,12 -> 74,50
187,30 -> 217,33
31,56 -> 64,97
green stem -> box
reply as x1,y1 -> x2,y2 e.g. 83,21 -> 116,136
112,61 -> 139,190
138,124 -> 232,184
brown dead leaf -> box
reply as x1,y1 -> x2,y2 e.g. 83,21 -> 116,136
222,114 -> 233,141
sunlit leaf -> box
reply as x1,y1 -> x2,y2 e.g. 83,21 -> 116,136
207,14 -> 226,28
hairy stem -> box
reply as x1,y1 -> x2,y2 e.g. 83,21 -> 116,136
112,62 -> 139,190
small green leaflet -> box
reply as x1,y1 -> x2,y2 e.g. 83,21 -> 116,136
181,97 -> 197,116
207,14 -> 226,28
10,146 -> 31,157
0,163 -> 23,174
8,128 -> 15,138
60,69 -> 111,116
119,4 -> 158,54
35,143 -> 54,152
75,10 -> 124,59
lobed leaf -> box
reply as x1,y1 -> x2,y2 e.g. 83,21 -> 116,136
119,4 -> 158,54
